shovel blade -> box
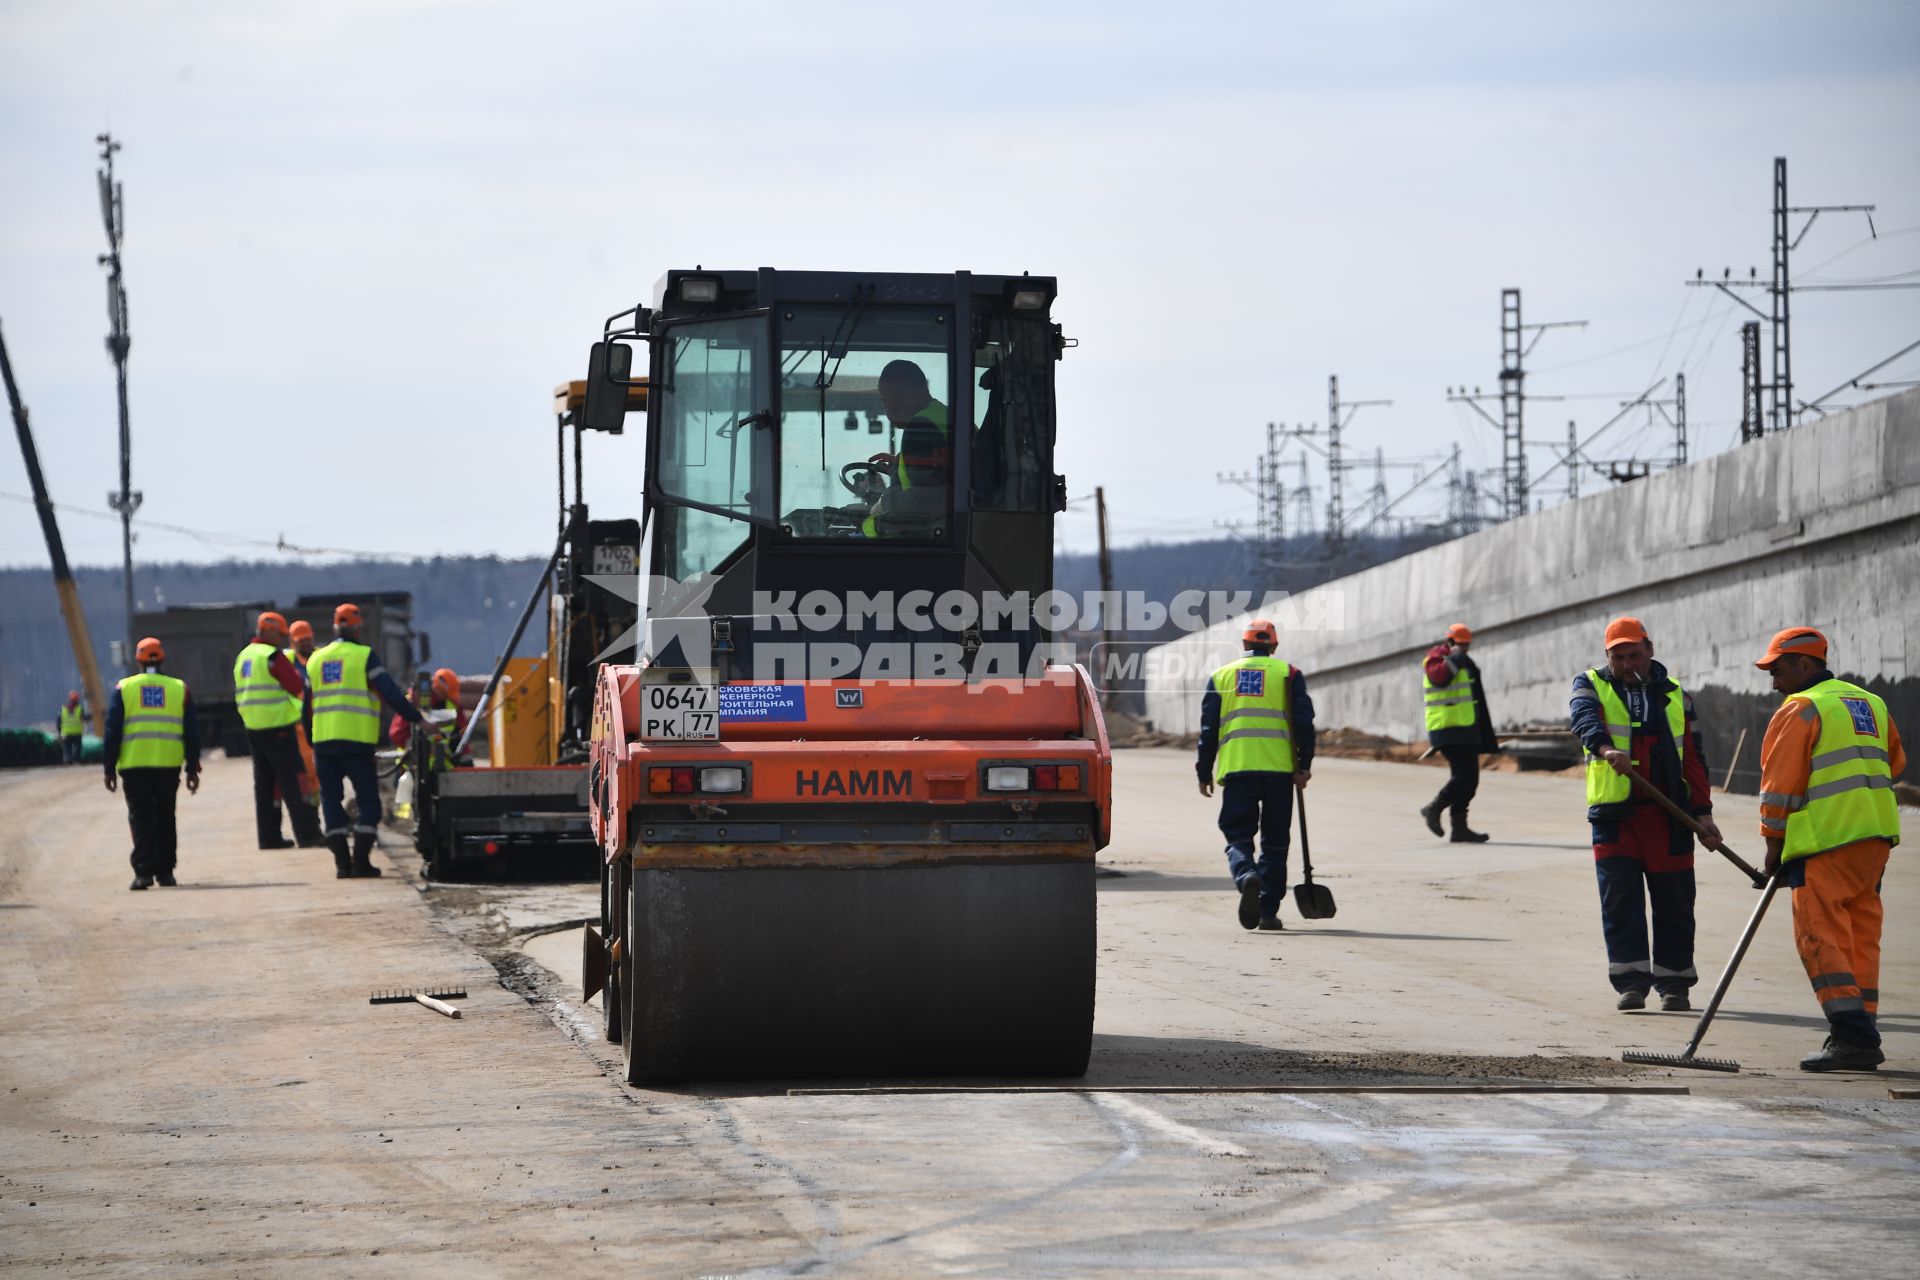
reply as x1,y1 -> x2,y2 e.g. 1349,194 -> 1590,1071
1292,882 -> 1337,920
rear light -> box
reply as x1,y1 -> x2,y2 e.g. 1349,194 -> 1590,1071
649,764 -> 747,796
1057,764 -> 1081,790
483,840 -> 500,855
986,766 -> 1030,792
1034,765 -> 1058,790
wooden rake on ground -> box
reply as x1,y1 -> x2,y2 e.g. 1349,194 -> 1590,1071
369,987 -> 467,1019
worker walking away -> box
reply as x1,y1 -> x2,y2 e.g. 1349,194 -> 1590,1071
309,602 -> 424,879
1418,622 -> 1499,842
282,619 -> 322,814
59,690 -> 86,764
1570,616 -> 1724,1012
234,611 -> 323,850
102,637 -> 201,890
1754,627 -> 1905,1071
1197,619 -> 1315,931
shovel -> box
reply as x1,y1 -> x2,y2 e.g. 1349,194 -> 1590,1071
1292,789 -> 1336,919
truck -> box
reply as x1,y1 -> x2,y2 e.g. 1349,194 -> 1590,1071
581,267 -> 1111,1083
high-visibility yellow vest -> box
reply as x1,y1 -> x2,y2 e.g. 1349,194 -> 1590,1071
116,673 -> 186,771
863,400 -> 951,538
234,642 -> 302,731
1780,678 -> 1901,863
308,639 -> 380,745
1422,661 -> 1477,732
1583,669 -> 1686,806
59,704 -> 85,736
1210,655 -> 1296,781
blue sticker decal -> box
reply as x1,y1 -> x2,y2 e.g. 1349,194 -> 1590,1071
321,660 -> 344,685
1842,696 -> 1878,736
1235,668 -> 1266,697
835,688 -> 864,709
141,685 -> 166,708
719,684 -> 807,723
240,659 -> 253,678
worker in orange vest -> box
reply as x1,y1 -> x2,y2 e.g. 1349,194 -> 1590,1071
1755,627 -> 1906,1072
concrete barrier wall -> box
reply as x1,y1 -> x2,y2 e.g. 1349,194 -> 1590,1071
1142,388 -> 1920,791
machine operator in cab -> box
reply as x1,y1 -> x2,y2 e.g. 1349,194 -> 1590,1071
861,359 -> 951,538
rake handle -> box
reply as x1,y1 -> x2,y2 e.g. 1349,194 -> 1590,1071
1617,760 -> 1767,888
1679,873 -> 1781,1059
413,993 -> 462,1019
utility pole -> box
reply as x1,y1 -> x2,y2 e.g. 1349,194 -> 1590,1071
1566,421 -> 1580,500
1447,289 -> 1585,521
1740,321 -> 1763,443
1690,156 -> 1881,433
1672,372 -> 1687,467
1325,375 -> 1390,558
97,133 -> 140,671
1094,486 -> 1114,712
1290,456 -> 1314,539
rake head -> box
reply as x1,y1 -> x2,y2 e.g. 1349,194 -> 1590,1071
1621,1050 -> 1741,1073
369,987 -> 468,1004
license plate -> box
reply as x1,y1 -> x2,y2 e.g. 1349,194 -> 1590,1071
640,680 -> 718,741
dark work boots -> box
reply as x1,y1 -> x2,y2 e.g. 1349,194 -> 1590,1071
1236,876 -> 1261,931
1419,802 -> 1444,837
326,834 -> 353,879
1799,1036 -> 1884,1072
350,831 -> 382,879
1450,813 -> 1490,843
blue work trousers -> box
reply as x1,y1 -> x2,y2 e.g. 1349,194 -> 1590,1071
1595,856 -> 1697,994
315,748 -> 382,835
1218,772 -> 1294,916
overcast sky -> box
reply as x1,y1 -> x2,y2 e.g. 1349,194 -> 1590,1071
3,1 -> 1916,578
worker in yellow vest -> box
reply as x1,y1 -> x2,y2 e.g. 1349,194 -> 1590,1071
309,602 -> 425,879
1196,619 -> 1315,931
102,637 -> 201,890
59,691 -> 87,764
233,611 -> 322,850
1569,616 -> 1725,1013
1418,622 -> 1500,842
1755,627 -> 1906,1072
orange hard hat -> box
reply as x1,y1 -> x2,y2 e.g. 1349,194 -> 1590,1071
333,602 -> 364,628
257,610 -> 288,637
1603,616 -> 1650,650
431,668 -> 461,702
288,620 -> 314,642
1446,623 -> 1473,644
135,636 -> 165,664
1755,626 -> 1828,669
67,690 -> 81,703
1242,619 -> 1278,647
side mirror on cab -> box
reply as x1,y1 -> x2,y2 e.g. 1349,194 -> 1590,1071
582,341 -> 635,435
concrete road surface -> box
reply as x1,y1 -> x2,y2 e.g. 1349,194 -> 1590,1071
2,751 -> 1915,1276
